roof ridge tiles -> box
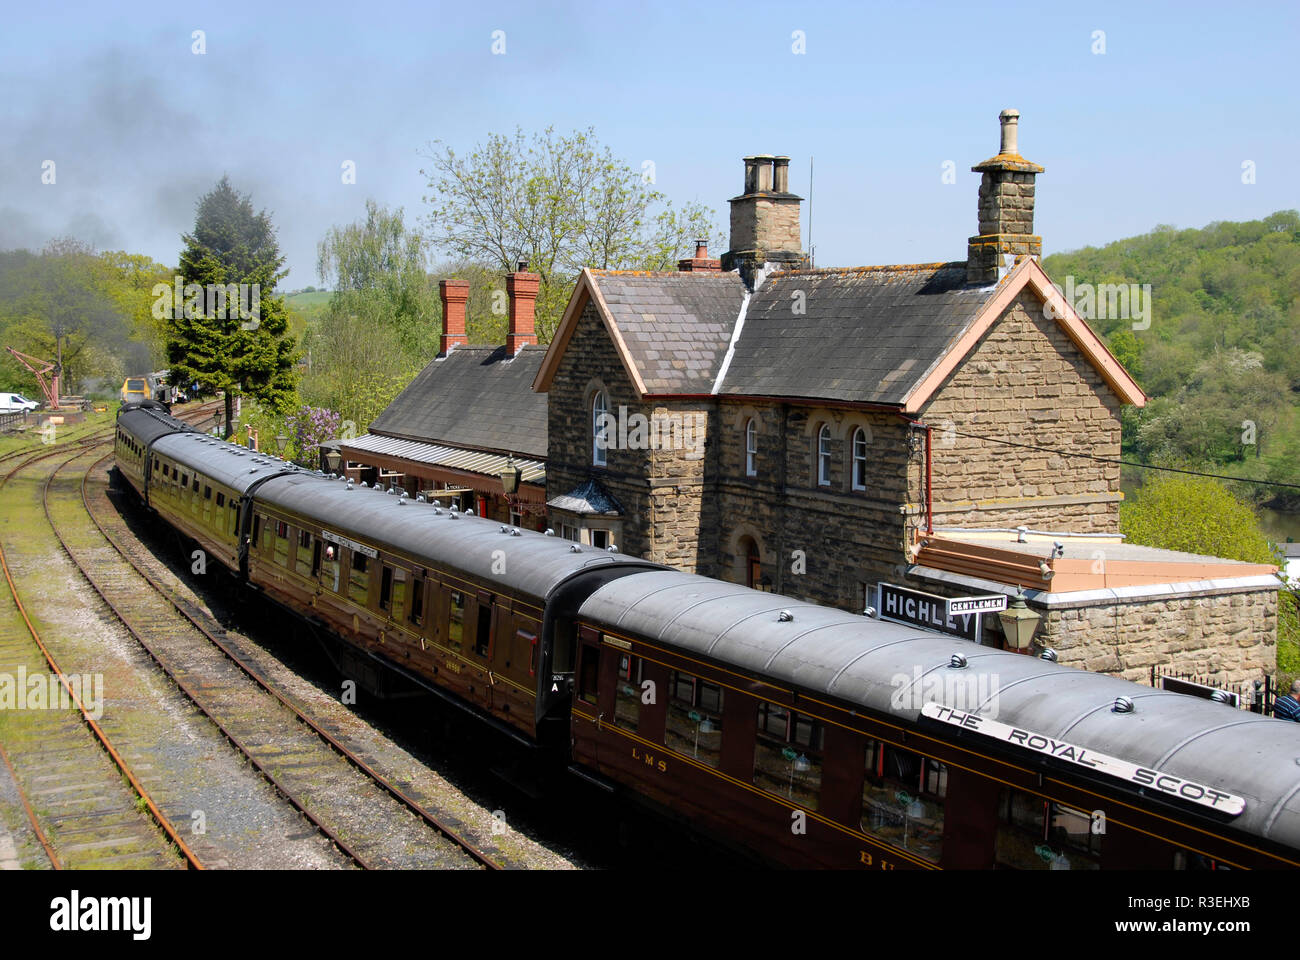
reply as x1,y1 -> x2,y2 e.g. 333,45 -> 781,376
771,261 -> 964,278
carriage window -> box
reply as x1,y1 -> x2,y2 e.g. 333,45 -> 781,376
474,601 -> 492,657
379,566 -> 393,612
447,590 -> 464,651
578,645 -> 599,706
995,789 -> 1099,870
348,551 -> 370,604
216,492 -> 225,507
613,654 -> 643,731
754,703 -> 823,811
409,577 -> 425,625
252,514 -> 261,546
664,671 -> 723,768
296,531 -> 315,578
193,477 -> 199,491
203,485 -> 212,500
862,741 -> 945,864
521,631 -> 538,676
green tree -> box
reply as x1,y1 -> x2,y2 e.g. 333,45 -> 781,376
303,201 -> 435,427
1120,473 -> 1276,563
166,177 -> 297,436
420,127 -> 719,342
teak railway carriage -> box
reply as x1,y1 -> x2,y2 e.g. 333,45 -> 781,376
114,407 -> 1300,870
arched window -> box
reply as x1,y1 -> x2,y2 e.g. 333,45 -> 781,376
817,424 -> 832,486
852,428 -> 868,491
745,418 -> 758,477
592,390 -> 608,466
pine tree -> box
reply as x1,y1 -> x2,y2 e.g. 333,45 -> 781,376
166,176 -> 297,436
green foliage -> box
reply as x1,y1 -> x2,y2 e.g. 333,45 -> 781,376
1121,474 -> 1277,563
1045,210 -> 1300,511
1278,589 -> 1300,681
302,201 -> 433,429
0,239 -> 131,397
166,176 -> 298,433
420,126 -> 721,342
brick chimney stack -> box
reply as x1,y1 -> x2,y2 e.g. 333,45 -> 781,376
506,260 -> 540,356
678,238 -> 722,273
439,278 -> 469,354
966,109 -> 1045,285
722,154 -> 805,282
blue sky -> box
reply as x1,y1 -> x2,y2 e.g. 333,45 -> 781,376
2,0 -> 1296,287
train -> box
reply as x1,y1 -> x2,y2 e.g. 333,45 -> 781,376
112,403 -> 1300,869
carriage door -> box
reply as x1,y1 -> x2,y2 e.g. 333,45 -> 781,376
465,591 -> 496,710
574,626 -> 605,764
320,538 -> 341,594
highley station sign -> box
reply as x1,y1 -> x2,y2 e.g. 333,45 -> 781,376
875,583 -> 1007,642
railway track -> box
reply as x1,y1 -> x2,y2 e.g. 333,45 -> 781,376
0,404 -> 525,870
0,402 -> 344,870
0,441 -> 190,869
76,452 -> 507,869
42,436 -> 508,868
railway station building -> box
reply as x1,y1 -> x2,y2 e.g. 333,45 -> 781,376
532,111 -> 1280,688
337,269 -> 550,529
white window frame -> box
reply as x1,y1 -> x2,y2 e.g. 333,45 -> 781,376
817,424 -> 832,487
592,390 -> 608,466
745,418 -> 758,477
852,427 -> 867,491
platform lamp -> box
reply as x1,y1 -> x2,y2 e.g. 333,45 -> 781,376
500,456 -> 522,497
998,588 -> 1040,651
325,449 -> 342,475
275,434 -> 289,456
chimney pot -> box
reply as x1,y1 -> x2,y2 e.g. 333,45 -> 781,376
694,239 -> 708,258
742,156 -> 760,194
506,264 -> 540,356
438,278 -> 470,354
754,154 -> 775,193
773,156 -> 790,193
999,108 -> 1020,156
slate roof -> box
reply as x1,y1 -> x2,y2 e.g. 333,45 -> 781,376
547,478 -> 623,516
718,263 -> 990,404
589,270 -> 746,394
368,344 -> 547,459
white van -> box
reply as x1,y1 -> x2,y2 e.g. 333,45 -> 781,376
0,393 -> 40,413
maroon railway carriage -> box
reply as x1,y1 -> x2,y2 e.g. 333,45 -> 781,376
569,569 -> 1300,870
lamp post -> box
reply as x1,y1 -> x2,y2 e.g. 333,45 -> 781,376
998,588 -> 1041,652
275,434 -> 289,456
500,456 -> 522,496
325,450 -> 342,475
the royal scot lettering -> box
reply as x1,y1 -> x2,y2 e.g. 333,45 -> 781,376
922,703 -> 1246,816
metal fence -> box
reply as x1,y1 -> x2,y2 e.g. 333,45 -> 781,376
1150,665 -> 1275,717
0,410 -> 29,433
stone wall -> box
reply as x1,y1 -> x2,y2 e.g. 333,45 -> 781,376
1039,588 -> 1278,688
546,299 -> 717,571
712,402 -> 914,610
919,289 -> 1123,533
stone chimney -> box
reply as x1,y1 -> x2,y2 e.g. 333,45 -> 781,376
678,238 -> 722,273
506,260 -> 540,356
722,154 -> 805,280
439,278 -> 469,354
967,109 -> 1045,285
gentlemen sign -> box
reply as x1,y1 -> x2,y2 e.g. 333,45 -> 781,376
877,583 -> 980,642
922,703 -> 1246,816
